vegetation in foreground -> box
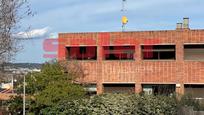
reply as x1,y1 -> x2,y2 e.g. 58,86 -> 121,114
39,93 -> 204,115
6,61 -> 204,115
7,60 -> 86,114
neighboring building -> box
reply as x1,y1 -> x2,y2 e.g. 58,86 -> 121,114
0,64 -> 41,100
58,18 -> 204,98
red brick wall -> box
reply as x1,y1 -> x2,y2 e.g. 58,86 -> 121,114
58,29 -> 204,94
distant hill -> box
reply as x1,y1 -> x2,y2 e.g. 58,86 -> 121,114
4,63 -> 42,69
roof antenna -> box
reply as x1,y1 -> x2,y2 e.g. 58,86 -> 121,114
121,0 -> 128,32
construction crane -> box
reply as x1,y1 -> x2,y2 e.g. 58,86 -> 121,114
121,0 -> 128,31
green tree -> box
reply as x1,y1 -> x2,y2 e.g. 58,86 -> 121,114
8,61 -> 86,114
7,96 -> 23,115
36,81 -> 85,106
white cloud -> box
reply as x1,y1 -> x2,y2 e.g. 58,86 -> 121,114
15,27 -> 50,39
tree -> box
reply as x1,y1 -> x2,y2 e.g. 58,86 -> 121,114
7,61 -> 86,114
7,96 -> 23,114
0,0 -> 32,64
35,81 -> 85,106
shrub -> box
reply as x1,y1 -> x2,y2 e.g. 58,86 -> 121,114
41,94 -> 178,115
179,94 -> 204,111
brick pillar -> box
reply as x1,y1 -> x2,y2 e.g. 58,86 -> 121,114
97,46 -> 103,94
97,83 -> 103,94
135,83 -> 142,93
176,41 -> 184,61
176,83 -> 184,95
175,34 -> 184,96
135,44 -> 141,61
58,41 -> 66,60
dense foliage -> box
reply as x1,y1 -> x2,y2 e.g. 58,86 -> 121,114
7,61 -> 86,114
39,94 -> 178,115
7,92 -> 204,115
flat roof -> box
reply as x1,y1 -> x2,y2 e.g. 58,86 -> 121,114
59,29 -> 204,35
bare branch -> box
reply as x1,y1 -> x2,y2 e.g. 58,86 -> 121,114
0,0 -> 33,64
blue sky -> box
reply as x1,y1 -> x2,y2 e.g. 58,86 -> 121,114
14,0 -> 204,63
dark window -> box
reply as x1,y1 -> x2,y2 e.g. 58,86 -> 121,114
80,47 -> 86,54
184,84 -> 204,98
103,84 -> 135,93
66,46 -> 97,60
103,46 -> 135,60
184,44 -> 204,60
142,45 -> 176,60
185,84 -> 204,88
142,84 -> 175,96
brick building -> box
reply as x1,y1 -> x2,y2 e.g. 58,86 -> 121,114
58,18 -> 204,98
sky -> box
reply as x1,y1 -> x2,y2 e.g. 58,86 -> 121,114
14,0 -> 204,63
